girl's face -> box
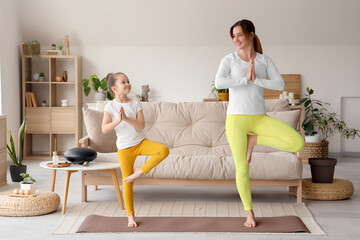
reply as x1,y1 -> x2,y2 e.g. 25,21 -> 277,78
111,74 -> 131,96
232,26 -> 254,50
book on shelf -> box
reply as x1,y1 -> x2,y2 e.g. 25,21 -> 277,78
25,92 -> 39,107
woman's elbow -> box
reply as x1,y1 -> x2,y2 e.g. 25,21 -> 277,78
214,78 -> 223,89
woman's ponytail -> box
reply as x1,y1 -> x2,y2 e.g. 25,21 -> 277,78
253,34 -> 263,54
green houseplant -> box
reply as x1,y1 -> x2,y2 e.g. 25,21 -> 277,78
82,74 -> 114,101
300,88 -> 360,183
7,118 -> 27,182
210,80 -> 229,101
20,173 -> 36,194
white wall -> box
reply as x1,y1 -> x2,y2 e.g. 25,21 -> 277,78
0,0 -> 21,148
5,0 -> 360,153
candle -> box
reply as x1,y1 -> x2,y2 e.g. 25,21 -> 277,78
288,92 -> 294,100
279,94 -> 284,99
283,91 -> 287,96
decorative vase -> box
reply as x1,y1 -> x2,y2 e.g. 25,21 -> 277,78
9,165 -> 27,182
56,74 -> 63,82
63,71 -> 68,82
217,92 -> 229,101
33,73 -> 40,82
308,158 -> 337,183
20,183 -> 36,194
94,92 -> 106,102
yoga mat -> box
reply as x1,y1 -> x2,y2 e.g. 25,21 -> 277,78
76,215 -> 310,233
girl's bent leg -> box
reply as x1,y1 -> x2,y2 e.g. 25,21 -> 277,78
137,139 -> 169,174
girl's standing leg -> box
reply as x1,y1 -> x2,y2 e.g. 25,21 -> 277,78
117,147 -> 138,226
226,115 -> 256,227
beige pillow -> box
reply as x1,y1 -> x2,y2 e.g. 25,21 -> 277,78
265,99 -> 290,112
253,110 -> 301,153
82,108 -> 117,153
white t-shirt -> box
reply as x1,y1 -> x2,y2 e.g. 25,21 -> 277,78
215,52 -> 285,115
104,99 -> 146,149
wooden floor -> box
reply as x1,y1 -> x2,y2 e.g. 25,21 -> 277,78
0,157 -> 359,240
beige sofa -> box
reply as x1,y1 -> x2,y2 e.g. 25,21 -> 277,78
80,99 -> 304,203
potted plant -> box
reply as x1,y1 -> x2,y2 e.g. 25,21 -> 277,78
7,118 -> 27,182
39,72 -> 45,82
22,40 -> 40,56
20,173 -> 36,194
42,100 -> 47,107
210,81 -> 229,101
51,43 -> 56,50
82,74 -> 114,101
300,88 -> 360,183
59,45 -> 64,55
300,88 -> 323,143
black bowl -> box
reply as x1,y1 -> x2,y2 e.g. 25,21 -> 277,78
64,147 -> 97,164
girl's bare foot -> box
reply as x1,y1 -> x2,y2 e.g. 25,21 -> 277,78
127,215 -> 138,227
124,168 -> 144,183
244,209 -> 256,227
246,134 -> 257,164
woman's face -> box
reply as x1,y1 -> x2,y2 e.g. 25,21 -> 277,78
112,74 -> 131,96
232,26 -> 254,50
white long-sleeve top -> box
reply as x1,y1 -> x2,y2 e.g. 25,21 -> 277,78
215,52 -> 285,115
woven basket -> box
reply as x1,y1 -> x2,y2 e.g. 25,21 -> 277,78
0,190 -> 60,217
300,140 -> 329,164
290,178 -> 354,200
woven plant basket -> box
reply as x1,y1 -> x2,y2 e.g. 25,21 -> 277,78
300,140 -> 329,164
22,42 -> 40,56
0,190 -> 60,217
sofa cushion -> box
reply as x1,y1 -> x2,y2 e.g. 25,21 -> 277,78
87,150 -> 302,180
82,108 -> 117,153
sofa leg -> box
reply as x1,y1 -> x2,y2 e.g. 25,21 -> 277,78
82,172 -> 87,202
93,185 -> 98,191
297,178 -> 302,203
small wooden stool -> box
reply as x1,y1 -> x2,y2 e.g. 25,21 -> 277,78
0,190 -> 60,216
290,178 -> 354,200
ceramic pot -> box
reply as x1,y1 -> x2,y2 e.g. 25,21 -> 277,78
309,158 -> 337,183
217,92 -> 229,101
9,165 -> 27,182
56,74 -> 63,82
305,134 -> 322,143
20,183 -> 36,194
95,92 -> 106,102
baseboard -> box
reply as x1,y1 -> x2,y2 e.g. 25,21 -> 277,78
329,152 -> 360,158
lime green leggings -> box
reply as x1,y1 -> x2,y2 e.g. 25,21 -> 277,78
226,114 -> 305,211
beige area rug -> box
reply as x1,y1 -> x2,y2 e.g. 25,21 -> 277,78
53,201 -> 326,235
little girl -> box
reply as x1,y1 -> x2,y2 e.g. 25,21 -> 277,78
102,72 -> 169,227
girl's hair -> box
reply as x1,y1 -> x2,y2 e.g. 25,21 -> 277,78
105,72 -> 125,95
230,19 -> 263,54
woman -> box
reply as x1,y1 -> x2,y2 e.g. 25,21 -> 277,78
215,19 -> 304,228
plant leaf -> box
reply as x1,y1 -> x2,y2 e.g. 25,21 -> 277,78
8,130 -> 18,165
18,118 -> 26,166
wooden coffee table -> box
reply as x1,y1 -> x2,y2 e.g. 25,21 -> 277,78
40,161 -> 124,214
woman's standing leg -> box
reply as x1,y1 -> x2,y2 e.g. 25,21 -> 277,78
226,115 -> 256,227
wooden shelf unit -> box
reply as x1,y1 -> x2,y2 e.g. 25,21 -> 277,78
21,55 -> 82,160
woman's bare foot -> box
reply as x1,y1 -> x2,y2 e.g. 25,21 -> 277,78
127,215 -> 138,227
124,168 -> 144,183
246,134 -> 257,164
244,209 -> 256,227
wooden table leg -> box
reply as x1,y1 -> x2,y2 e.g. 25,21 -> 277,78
51,169 -> 56,192
110,169 -> 124,210
62,170 -> 78,214
82,172 -> 87,202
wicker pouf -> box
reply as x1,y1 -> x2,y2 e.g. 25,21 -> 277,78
290,178 -> 354,200
0,190 -> 60,217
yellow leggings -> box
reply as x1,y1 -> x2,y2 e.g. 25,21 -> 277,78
226,114 -> 305,211
117,139 -> 169,216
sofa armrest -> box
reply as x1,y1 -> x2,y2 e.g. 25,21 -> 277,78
79,135 -> 90,147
